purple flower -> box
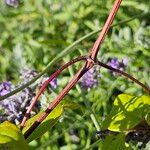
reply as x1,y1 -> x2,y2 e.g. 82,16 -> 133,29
39,76 -> 58,90
0,82 -> 40,124
0,81 -> 12,96
0,69 -> 58,124
108,58 -> 120,69
50,78 -> 57,89
81,66 -> 100,90
0,87 -> 40,124
20,69 -> 38,85
122,57 -> 128,66
21,69 -> 58,89
5,0 -> 19,8
107,57 -> 128,74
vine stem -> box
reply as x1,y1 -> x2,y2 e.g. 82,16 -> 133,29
20,56 -> 87,129
90,0 -> 122,60
24,61 -> 92,138
97,60 -> 150,95
23,0 -> 123,139
0,12 -> 145,101
64,56 -> 101,131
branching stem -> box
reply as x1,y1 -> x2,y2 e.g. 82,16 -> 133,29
24,62 -> 91,138
20,56 -> 87,129
0,12 -> 146,101
90,0 -> 122,60
21,0 -> 150,140
23,0 -> 124,139
97,60 -> 150,95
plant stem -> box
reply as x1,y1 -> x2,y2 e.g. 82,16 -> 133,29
97,60 -> 150,95
66,56 -> 101,131
23,0 -> 124,139
82,92 -> 101,131
22,0 -> 149,140
20,56 -> 87,128
0,12 -> 146,101
90,114 -> 100,131
85,139 -> 101,150
24,62 -> 91,139
90,0 -> 122,60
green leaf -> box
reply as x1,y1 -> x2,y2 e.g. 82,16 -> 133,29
99,133 -> 130,150
0,121 -> 28,150
103,94 -> 150,132
22,100 -> 82,143
61,99 -> 84,114
145,111 -> 150,126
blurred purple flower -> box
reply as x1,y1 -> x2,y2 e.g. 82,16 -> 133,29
108,58 -> 120,69
39,76 -> 58,90
81,66 -> 100,90
50,78 -> 57,89
5,0 -> 19,8
0,81 -> 40,124
0,69 -> 58,124
107,57 -> 128,74
20,69 -> 38,84
0,81 -> 12,96
21,69 -> 58,89
0,87 -> 40,124
122,57 -> 128,66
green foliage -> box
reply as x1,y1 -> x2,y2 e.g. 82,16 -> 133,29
22,99 -> 82,143
0,0 -> 149,83
103,94 -> 150,132
0,121 -> 28,150
99,133 -> 130,150
0,0 -> 149,149
145,112 -> 150,126
94,94 -> 150,150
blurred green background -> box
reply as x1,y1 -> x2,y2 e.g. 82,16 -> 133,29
0,0 -> 150,149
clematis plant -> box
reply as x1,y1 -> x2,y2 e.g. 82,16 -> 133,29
0,0 -> 150,149
20,0 -> 150,139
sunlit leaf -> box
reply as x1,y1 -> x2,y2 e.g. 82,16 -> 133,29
22,100 -> 82,143
102,94 -> 150,132
0,121 -> 28,150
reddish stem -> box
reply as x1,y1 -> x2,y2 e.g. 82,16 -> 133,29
24,61 -> 93,138
97,60 -> 150,95
22,0 -> 123,139
90,0 -> 122,61
20,56 -> 87,129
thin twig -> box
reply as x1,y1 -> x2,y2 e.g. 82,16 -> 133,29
64,56 -> 101,131
24,62 -> 91,139
20,56 -> 87,129
0,12 -> 146,101
23,0 -> 123,139
90,0 -> 122,60
97,60 -> 150,95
